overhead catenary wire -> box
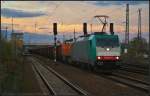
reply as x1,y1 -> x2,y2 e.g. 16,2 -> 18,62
48,3 -> 128,34
65,5 -> 125,33
111,10 -> 137,23
77,5 -> 125,24
112,6 -> 148,24
48,1 -> 63,24
48,2 -> 63,17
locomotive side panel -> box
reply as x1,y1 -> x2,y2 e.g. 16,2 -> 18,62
71,40 -> 91,64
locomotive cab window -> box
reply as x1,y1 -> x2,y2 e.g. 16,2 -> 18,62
96,37 -> 119,47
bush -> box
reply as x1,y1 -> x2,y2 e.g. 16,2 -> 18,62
121,37 -> 148,65
0,40 -> 13,63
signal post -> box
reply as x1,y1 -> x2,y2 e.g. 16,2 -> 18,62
53,23 -> 57,62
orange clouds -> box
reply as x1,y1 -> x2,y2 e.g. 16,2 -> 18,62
1,15 -> 148,36
1,1 -> 149,36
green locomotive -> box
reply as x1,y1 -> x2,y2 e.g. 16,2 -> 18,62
70,32 -> 121,70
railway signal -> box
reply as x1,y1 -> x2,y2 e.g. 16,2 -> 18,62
53,23 -> 57,35
53,23 -> 57,62
110,23 -> 114,35
83,23 -> 87,35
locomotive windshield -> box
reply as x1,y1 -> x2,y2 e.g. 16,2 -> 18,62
96,37 -> 119,47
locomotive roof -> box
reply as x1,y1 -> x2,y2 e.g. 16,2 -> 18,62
76,32 -> 118,42
64,32 -> 119,43
92,32 -> 108,35
77,32 -> 117,38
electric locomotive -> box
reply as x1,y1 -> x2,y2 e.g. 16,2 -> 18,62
70,32 -> 121,70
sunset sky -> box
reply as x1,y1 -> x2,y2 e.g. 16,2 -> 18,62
1,1 -> 149,43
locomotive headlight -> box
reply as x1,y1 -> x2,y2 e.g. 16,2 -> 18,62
106,48 -> 110,51
97,56 -> 101,60
116,56 -> 119,60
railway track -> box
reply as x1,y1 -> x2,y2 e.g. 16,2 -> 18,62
32,55 -> 149,94
119,66 -> 148,75
30,57 -> 88,96
112,72 -> 149,84
102,72 -> 149,93
123,63 -> 148,69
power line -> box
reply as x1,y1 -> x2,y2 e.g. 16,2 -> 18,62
105,6 -> 125,16
73,28 -> 76,41
5,27 -> 8,40
137,8 -> 142,40
48,2 -> 63,17
77,5 -> 125,23
111,10 -> 137,23
125,4 -> 129,45
35,22 -> 37,33
12,17 -> 14,34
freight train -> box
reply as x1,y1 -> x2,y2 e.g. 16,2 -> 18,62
29,32 -> 121,71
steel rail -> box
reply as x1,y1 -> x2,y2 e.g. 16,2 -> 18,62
112,72 -> 149,85
103,74 -> 149,93
119,66 -> 148,75
33,57 -> 88,96
46,66 -> 88,96
32,60 -> 57,95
